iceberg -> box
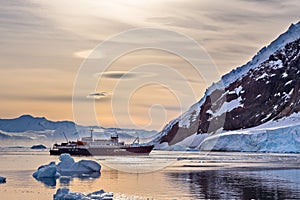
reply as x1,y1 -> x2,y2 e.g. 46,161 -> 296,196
32,161 -> 60,187
33,154 -> 101,186
57,153 -> 101,173
33,162 -> 60,179
0,176 -> 6,184
53,188 -> 113,200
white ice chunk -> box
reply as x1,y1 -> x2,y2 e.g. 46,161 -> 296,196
57,154 -> 101,173
56,153 -> 75,170
33,154 -> 101,181
33,162 -> 60,179
54,188 -> 113,200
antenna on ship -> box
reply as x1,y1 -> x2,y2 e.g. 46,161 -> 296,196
132,136 -> 140,144
62,132 -> 68,143
90,128 -> 94,141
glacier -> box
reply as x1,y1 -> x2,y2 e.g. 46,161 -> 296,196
199,113 -> 300,153
200,125 -> 300,153
160,112 -> 300,153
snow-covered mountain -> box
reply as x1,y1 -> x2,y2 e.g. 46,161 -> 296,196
153,21 -> 300,153
0,115 -> 157,147
0,115 -> 77,133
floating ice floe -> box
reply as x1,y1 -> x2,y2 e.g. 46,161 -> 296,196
33,154 -> 101,186
57,153 -> 101,174
33,161 -> 60,179
54,188 -> 113,200
0,176 -> 6,183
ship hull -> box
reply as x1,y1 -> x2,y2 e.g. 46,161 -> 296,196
50,145 -> 154,156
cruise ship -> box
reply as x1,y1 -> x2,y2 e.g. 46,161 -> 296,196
49,130 -> 154,156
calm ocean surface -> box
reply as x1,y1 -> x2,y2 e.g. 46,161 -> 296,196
0,150 -> 300,199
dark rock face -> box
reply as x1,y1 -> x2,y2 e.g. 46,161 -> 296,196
159,38 -> 300,144
220,38 -> 300,131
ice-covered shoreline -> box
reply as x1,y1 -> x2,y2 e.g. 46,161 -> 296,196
156,112 -> 300,153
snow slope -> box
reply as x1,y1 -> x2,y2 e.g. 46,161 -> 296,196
153,21 -> 300,153
158,21 -> 300,135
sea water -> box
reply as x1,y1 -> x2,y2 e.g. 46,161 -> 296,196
0,149 -> 300,199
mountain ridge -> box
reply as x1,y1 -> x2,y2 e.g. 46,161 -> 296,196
0,114 -> 158,146
152,21 -> 300,153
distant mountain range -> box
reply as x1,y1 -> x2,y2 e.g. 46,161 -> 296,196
0,115 -> 158,147
0,114 -> 77,133
152,21 -> 300,153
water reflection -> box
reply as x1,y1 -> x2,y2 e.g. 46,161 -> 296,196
34,177 -> 56,187
168,169 -> 300,200
34,172 -> 101,187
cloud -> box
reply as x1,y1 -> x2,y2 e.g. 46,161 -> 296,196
147,16 -> 222,32
95,71 -> 153,80
86,92 -> 110,100
0,93 -> 111,103
74,49 -> 103,59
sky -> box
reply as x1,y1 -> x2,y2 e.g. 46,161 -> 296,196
0,0 -> 300,130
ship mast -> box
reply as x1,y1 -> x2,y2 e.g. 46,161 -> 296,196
132,136 -> 140,144
90,128 -> 94,141
62,132 -> 68,143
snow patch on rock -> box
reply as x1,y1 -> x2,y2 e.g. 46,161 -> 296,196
207,97 -> 243,119
178,103 -> 201,128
